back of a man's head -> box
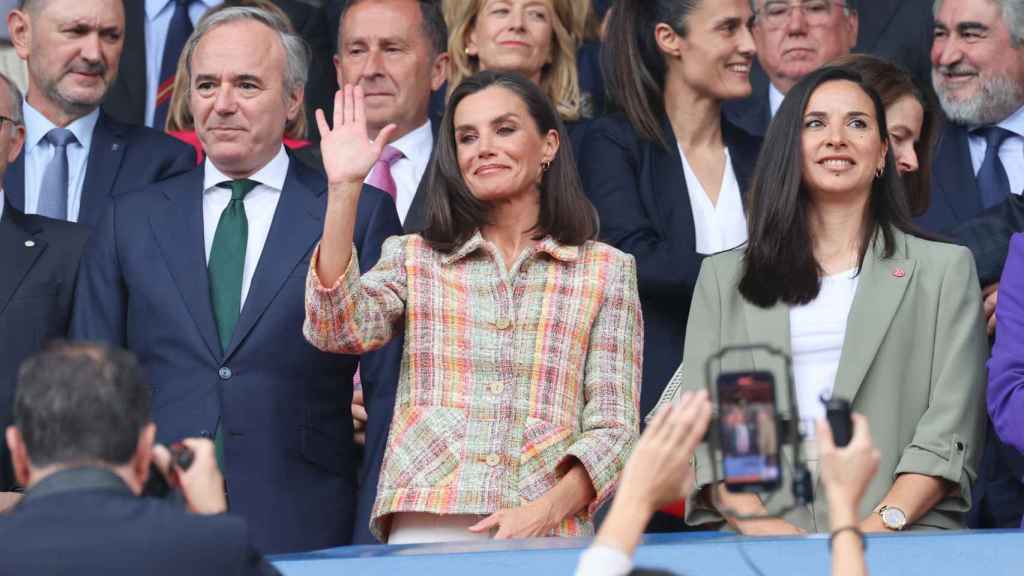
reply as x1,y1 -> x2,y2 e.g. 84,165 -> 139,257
13,342 -> 150,469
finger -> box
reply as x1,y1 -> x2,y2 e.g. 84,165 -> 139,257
331,88 -> 344,130
678,393 -> 712,457
815,418 -> 836,453
352,403 -> 368,422
983,283 -> 999,296
468,513 -> 500,533
353,84 -> 366,128
664,391 -> 699,446
848,412 -> 873,448
344,84 -> 355,126
354,432 -> 366,446
151,443 -> 173,477
376,123 -> 399,148
353,389 -> 364,405
988,314 -> 997,336
315,108 -> 330,139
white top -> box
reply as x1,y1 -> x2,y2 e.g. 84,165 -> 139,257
769,83 -> 786,118
202,145 -> 288,309
144,0 -> 222,128
574,545 -> 633,576
363,120 -> 432,224
0,187 -> 5,220
21,102 -> 99,223
789,268 -> 860,434
967,104 -> 1024,197
677,145 -> 747,255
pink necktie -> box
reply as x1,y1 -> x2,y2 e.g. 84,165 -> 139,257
366,145 -> 403,200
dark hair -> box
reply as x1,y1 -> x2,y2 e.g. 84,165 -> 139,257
602,0 -> 702,147
739,66 -> 919,307
339,0 -> 448,56
14,342 -> 151,468
830,54 -> 941,217
421,70 -> 597,252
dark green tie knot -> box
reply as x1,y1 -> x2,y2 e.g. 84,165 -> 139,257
217,179 -> 259,201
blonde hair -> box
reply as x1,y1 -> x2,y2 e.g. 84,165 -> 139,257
446,0 -> 583,121
165,0 -> 308,140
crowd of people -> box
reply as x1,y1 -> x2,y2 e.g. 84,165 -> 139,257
0,0 -> 1022,573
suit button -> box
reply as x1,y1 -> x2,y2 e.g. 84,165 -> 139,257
199,430 -> 212,439
955,441 -> 965,451
485,454 -> 501,467
494,317 -> 511,330
219,367 -> 232,380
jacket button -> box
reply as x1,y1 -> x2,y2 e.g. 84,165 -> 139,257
199,430 -> 212,439
955,441 -> 965,451
219,367 -> 232,380
494,317 -> 511,330
490,382 -> 505,394
485,454 -> 501,467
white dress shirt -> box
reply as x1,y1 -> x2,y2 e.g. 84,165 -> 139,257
202,146 -> 288,308
144,0 -> 222,128
967,104 -> 1024,197
769,83 -> 786,118
363,120 -> 432,224
22,102 -> 99,222
677,145 -> 747,255
789,268 -> 859,436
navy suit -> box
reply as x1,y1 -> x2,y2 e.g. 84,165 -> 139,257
0,468 -> 276,576
723,85 -> 771,139
70,156 -> 403,553
579,113 -> 761,421
918,123 -> 985,233
2,112 -> 195,228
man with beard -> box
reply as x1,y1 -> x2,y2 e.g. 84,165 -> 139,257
925,0 -> 1024,530
2,0 -> 194,227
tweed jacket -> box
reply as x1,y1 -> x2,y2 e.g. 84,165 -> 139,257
304,232 -> 642,541
654,228 -> 988,532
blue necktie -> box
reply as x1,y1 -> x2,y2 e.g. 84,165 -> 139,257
153,0 -> 195,130
36,128 -> 77,220
974,126 -> 1014,209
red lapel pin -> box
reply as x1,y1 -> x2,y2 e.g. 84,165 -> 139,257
892,267 -> 906,278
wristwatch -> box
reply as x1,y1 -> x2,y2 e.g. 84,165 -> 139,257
877,505 -> 907,530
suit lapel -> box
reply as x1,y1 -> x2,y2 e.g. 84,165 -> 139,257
0,209 -> 45,316
150,166 -> 222,360
224,161 -> 325,358
654,118 -> 699,253
934,124 -> 982,222
79,115 -> 127,226
742,298 -> 791,371
832,231 -> 915,403
3,151 -> 26,213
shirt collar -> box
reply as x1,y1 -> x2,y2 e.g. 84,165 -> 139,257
146,0 -> 220,20
23,101 -> 99,154
203,145 -> 290,192
768,83 -> 786,118
440,230 -> 580,265
994,104 -> 1024,138
388,120 -> 433,164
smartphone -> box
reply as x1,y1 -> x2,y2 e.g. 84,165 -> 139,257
716,371 -> 781,493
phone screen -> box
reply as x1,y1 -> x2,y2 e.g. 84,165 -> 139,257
717,371 -> 781,492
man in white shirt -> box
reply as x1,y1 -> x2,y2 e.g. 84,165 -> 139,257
2,0 -> 195,226
333,0 -> 448,231
71,5 -> 403,553
726,0 -> 858,136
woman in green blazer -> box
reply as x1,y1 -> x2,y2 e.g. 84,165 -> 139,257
656,66 -> 988,535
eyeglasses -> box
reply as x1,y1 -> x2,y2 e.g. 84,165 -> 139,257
753,0 -> 849,29
0,115 -> 20,129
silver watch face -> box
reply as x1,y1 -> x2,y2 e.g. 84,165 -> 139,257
881,507 -> 907,529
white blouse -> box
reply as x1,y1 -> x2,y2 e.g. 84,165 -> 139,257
789,268 -> 860,435
678,145 -> 748,255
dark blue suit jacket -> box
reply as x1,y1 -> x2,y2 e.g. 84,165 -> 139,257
2,112 -> 195,228
69,157 -> 403,553
0,468 -> 276,576
579,113 -> 762,420
723,85 -> 771,139
918,123 -> 985,233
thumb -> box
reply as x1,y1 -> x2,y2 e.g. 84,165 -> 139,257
468,512 -> 501,533
375,123 -> 399,151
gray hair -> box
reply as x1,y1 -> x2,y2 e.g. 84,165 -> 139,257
749,0 -> 856,17
0,72 -> 24,125
934,0 -> 1024,45
184,6 -> 311,96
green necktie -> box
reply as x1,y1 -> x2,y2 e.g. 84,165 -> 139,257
208,178 -> 258,470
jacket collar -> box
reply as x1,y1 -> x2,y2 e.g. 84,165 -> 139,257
440,229 -> 581,265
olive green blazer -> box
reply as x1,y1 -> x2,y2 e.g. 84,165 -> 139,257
655,228 -> 988,531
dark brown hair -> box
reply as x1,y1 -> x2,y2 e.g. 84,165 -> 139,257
739,66 -> 921,307
421,70 -> 598,252
830,53 -> 941,217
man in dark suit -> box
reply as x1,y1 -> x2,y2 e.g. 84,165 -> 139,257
4,0 -> 195,228
0,342 -> 277,576
103,0 -> 335,141
923,0 -> 1024,529
329,0 -> 445,543
0,70 -> 90,502
71,5 -> 402,553
725,0 -> 858,137
853,0 -> 934,89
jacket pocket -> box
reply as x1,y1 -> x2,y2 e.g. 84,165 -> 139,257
518,417 -> 575,502
380,405 -> 466,489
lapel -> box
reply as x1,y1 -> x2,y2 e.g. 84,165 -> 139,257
150,166 -> 222,361
3,149 -> 25,212
855,0 -> 902,52
741,297 -> 791,371
832,229 -> 916,403
78,114 -> 127,226
934,124 -> 982,222
224,159 -> 325,358
0,207 -> 46,317
654,117 -> 698,252
722,117 -> 761,197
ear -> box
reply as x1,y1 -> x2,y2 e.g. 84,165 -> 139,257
6,426 -> 30,488
466,28 -> 479,57
285,85 -> 305,125
130,423 -> 157,494
843,10 -> 859,50
654,22 -> 683,59
7,123 -> 25,163
878,138 -> 889,173
430,52 -> 450,92
541,127 -> 560,167
8,10 -> 31,61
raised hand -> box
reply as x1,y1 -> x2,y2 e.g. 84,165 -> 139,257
316,84 -> 398,187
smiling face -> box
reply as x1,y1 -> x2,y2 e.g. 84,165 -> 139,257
800,79 -> 887,201
931,0 -> 1024,125
886,94 -> 924,175
190,19 -> 302,179
11,0 -> 124,123
671,0 -> 756,101
467,0 -> 554,84
453,85 -> 557,204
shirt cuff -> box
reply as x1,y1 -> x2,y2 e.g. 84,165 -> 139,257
574,545 -> 633,576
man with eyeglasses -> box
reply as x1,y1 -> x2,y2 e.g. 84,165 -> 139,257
726,0 -> 858,137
